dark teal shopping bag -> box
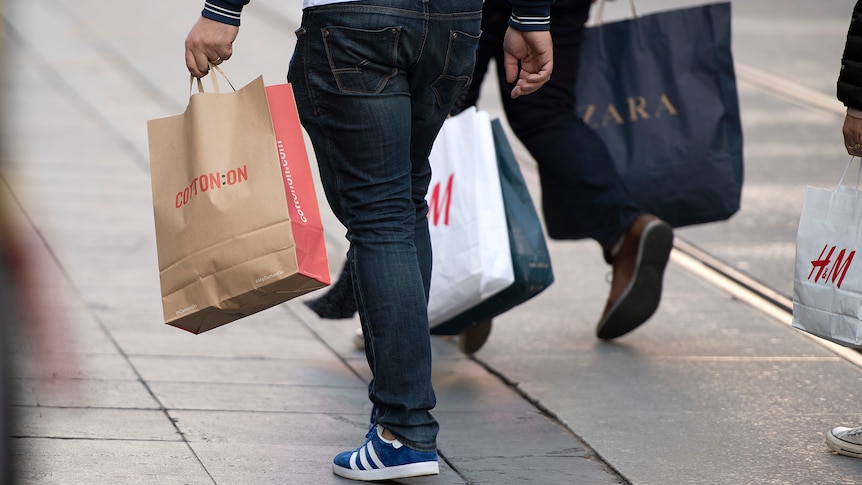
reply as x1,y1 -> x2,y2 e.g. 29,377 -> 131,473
574,2 -> 743,228
430,120 -> 554,335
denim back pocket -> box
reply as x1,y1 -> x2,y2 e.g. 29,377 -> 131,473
322,26 -> 400,94
432,30 -> 481,107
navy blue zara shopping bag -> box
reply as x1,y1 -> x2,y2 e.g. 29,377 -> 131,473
575,2 -> 743,228
430,119 -> 554,335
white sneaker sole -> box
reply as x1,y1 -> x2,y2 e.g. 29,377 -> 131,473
332,461 -> 439,481
826,427 -> 862,457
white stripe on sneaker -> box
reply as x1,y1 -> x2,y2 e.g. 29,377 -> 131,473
349,451 -> 360,470
359,445 -> 372,470
366,440 -> 385,468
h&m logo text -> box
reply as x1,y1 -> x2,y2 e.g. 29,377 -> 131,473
577,94 -> 679,129
427,173 -> 454,227
809,244 -> 855,289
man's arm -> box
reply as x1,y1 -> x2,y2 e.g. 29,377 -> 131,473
504,0 -> 554,98
839,0 -> 862,154
185,0 -> 249,77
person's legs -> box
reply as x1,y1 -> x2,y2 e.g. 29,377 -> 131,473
302,0 -> 504,338
289,0 -> 481,479
491,0 -> 673,339
494,0 -> 641,255
290,3 -> 436,450
304,261 -> 356,319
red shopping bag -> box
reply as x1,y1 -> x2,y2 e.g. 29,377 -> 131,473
266,83 -> 330,287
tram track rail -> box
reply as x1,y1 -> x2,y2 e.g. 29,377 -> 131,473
672,238 -> 862,370
673,61 -> 862,369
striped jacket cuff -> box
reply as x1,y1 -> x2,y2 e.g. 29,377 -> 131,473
508,6 -> 551,32
201,0 -> 249,27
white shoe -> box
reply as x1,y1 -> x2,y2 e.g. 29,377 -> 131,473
826,426 -> 862,458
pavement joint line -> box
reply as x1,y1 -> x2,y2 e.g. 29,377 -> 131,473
651,355 -> 842,362
3,182 -> 220,484
277,303 -> 372,386
89,310 -> 219,484
9,435 -> 186,443
468,356 -> 630,484
670,246 -> 862,371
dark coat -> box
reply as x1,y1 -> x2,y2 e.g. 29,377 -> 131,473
839,0 -> 862,110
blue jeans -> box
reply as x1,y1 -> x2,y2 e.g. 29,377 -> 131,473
288,0 -> 482,451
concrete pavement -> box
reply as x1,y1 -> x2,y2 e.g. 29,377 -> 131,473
3,0 -> 862,484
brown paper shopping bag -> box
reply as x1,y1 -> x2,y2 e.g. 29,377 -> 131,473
147,74 -> 330,334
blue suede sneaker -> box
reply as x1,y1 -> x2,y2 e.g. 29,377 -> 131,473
332,425 -> 439,481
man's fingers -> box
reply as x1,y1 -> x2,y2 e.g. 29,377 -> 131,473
510,80 -> 539,98
508,63 -> 553,98
503,53 -> 521,84
184,17 -> 239,78
502,28 -> 553,98
520,69 -> 552,84
186,51 -> 210,78
209,47 -> 232,65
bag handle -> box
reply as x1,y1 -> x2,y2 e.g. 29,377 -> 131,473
836,156 -> 862,192
589,0 -> 638,61
595,0 -> 638,24
188,63 -> 237,96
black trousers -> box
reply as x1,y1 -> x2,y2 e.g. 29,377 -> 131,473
455,0 -> 642,261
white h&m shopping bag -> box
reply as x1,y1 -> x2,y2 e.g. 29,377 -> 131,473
426,108 -> 514,326
792,158 -> 862,348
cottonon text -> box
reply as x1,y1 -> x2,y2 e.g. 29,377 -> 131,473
174,165 -> 249,208
277,140 -> 308,223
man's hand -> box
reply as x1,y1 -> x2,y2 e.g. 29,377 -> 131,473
843,114 -> 862,156
503,28 -> 553,99
185,17 -> 239,78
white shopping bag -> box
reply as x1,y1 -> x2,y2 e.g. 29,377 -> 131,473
426,108 -> 515,326
792,158 -> 862,348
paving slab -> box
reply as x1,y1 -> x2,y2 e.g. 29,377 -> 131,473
11,378 -> 160,409
13,438 -> 208,485
129,355 -> 365,387
474,240 -> 862,484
